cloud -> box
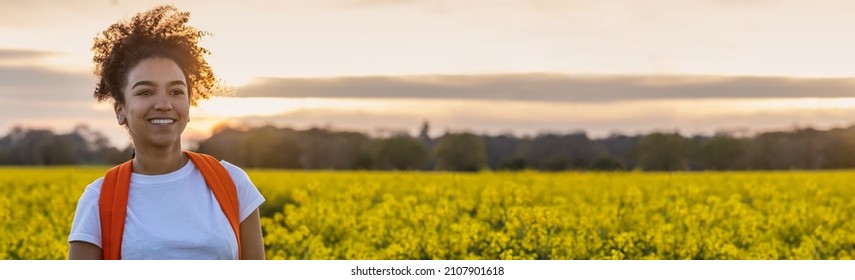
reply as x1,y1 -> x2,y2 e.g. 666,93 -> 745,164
0,63 -> 116,144
349,0 -> 420,7
0,66 -> 95,102
0,49 -> 62,61
236,74 -> 855,102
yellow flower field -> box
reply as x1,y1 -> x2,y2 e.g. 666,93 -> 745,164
1,167 -> 854,259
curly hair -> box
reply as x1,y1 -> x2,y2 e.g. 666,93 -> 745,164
92,5 -> 215,106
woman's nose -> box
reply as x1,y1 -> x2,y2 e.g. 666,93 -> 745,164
153,91 -> 172,111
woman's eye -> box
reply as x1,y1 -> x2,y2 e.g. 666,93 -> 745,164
172,90 -> 185,95
138,90 -> 151,96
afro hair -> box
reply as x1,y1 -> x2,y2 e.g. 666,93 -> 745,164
92,5 -> 215,106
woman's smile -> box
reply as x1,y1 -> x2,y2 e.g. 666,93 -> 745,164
147,118 -> 178,130
148,118 -> 175,125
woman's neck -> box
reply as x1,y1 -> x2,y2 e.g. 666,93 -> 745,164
132,145 -> 188,175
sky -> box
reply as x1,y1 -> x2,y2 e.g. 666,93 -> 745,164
3,0 -> 855,147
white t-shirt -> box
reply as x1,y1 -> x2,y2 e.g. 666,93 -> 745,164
68,160 -> 265,260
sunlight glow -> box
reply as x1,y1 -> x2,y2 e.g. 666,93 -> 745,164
191,97 -> 397,119
79,96 -> 855,147
730,98 -> 855,110
191,97 -> 855,121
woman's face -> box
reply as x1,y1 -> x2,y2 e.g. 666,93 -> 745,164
115,57 -> 190,150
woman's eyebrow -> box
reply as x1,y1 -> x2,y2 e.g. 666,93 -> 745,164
131,80 -> 186,89
131,80 -> 156,89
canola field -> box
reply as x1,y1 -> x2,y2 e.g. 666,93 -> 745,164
1,167 -> 854,260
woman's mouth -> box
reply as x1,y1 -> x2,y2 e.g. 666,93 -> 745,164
148,118 -> 175,125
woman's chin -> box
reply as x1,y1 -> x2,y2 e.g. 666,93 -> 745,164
144,136 -> 183,148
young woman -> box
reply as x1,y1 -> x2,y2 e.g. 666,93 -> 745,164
68,6 -> 265,260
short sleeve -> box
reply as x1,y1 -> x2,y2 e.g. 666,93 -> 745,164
68,178 -> 104,248
220,161 -> 265,222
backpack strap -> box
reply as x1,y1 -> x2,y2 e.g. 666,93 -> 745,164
185,151 -> 242,259
98,151 -> 241,260
99,160 -> 133,260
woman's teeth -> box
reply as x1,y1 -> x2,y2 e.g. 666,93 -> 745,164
149,119 -> 175,125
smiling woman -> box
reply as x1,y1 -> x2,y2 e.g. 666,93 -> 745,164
67,5 -> 266,260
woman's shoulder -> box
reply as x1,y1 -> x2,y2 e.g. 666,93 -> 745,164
74,176 -> 106,208
217,160 -> 240,170
218,160 -> 252,183
85,177 -> 106,194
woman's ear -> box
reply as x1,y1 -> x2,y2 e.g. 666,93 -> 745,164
114,103 -> 127,125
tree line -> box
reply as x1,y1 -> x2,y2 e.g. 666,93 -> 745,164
3,122 -> 855,171
0,125 -> 130,165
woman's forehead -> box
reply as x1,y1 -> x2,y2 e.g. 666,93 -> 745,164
126,57 -> 187,87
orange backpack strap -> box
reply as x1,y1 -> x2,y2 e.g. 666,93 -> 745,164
98,152 -> 241,260
98,160 -> 133,260
185,151 -> 242,259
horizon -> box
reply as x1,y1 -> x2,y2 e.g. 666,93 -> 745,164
6,113 -> 855,151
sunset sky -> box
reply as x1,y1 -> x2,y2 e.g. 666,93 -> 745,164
3,0 -> 855,147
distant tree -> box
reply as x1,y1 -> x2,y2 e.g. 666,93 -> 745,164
527,133 -> 602,171
434,132 -> 487,172
418,121 -> 431,142
196,126 -> 244,165
298,128 -> 372,170
43,136 -> 76,165
820,128 -> 855,169
103,146 -> 133,165
418,121 -> 438,170
635,132 -> 689,171
483,134 -> 525,170
745,132 -> 781,170
9,128 -> 53,165
337,131 -> 374,169
745,131 -> 816,170
373,135 -> 428,170
600,134 -> 642,170
271,130 -> 303,169
498,157 -> 528,171
247,127 -> 299,168
76,125 -> 125,164
0,125 -> 137,165
694,135 -> 746,170
0,127 -> 95,165
590,157 -> 624,171
790,128 -> 826,169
